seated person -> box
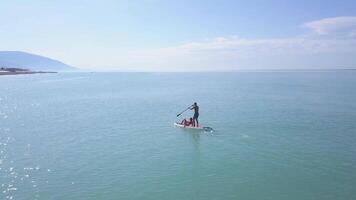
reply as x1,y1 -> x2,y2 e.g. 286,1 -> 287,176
180,118 -> 193,126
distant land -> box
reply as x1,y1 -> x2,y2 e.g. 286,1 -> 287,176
0,51 -> 76,72
0,67 -> 57,76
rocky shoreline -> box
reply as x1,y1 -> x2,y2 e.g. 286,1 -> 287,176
0,67 -> 57,76
0,71 -> 57,76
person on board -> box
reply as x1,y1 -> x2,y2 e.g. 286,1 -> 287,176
190,102 -> 199,127
180,117 -> 193,127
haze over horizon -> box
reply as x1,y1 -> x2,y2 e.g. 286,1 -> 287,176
1,0 -> 356,71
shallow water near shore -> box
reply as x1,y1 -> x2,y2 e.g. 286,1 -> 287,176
1,72 -> 356,200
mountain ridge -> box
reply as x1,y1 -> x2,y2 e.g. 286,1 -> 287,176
0,51 -> 75,71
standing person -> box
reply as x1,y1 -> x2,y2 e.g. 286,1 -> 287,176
190,102 -> 199,127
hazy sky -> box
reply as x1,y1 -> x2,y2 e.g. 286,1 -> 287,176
1,0 -> 356,71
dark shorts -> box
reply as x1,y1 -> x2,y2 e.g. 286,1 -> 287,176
193,113 -> 199,119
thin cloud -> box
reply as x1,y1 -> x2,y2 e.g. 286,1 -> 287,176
304,16 -> 356,36
98,16 -> 356,71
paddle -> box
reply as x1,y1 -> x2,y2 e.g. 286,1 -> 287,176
176,105 -> 192,117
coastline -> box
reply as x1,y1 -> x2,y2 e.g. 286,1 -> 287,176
0,71 -> 57,76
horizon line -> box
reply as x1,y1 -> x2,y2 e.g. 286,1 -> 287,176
71,68 -> 356,73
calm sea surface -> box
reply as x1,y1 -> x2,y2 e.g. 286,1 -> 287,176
1,72 -> 356,200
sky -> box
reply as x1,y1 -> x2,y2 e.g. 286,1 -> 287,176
1,0 -> 356,71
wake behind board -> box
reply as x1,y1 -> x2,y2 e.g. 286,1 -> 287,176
174,122 -> 214,132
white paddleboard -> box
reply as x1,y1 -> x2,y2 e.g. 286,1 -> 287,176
174,122 -> 204,130
174,122 -> 207,131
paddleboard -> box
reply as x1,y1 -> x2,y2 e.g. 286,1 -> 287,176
174,122 -> 204,130
174,122 -> 213,132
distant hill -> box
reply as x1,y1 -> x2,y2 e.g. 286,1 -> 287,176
0,51 -> 76,71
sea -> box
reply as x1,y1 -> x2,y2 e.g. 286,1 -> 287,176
0,71 -> 355,200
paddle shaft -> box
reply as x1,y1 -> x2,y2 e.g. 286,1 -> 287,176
176,105 -> 192,117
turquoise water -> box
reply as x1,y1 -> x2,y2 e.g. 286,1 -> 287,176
1,72 -> 356,200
